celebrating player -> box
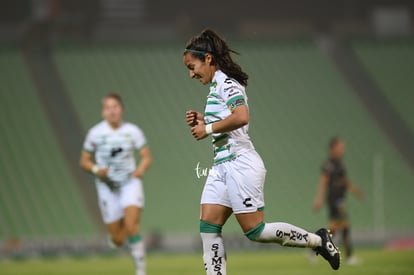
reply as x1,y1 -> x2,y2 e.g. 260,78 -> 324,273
80,93 -> 152,275
313,137 -> 364,265
183,29 -> 340,274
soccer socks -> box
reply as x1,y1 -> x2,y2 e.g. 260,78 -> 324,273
342,227 -> 353,258
128,234 -> 146,275
200,221 -> 227,275
245,222 -> 322,248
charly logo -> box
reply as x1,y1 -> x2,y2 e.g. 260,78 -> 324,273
195,162 -> 218,179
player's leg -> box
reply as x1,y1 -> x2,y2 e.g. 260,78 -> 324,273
328,204 -> 343,235
328,220 -> 340,235
339,219 -> 358,264
96,183 -> 126,246
107,220 -> 126,247
230,152 -> 340,269
200,204 -> 232,275
342,223 -> 352,257
121,178 -> 146,275
124,206 -> 146,275
200,165 -> 232,275
236,211 -> 321,247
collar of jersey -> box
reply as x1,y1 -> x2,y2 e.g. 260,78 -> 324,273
210,70 -> 226,89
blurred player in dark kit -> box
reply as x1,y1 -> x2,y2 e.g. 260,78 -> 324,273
313,137 -> 364,265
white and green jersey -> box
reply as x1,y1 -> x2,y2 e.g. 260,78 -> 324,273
83,120 -> 147,183
205,70 -> 254,165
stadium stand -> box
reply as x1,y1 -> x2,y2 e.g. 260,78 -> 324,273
53,40 -> 414,237
352,39 -> 414,135
0,45 -> 98,240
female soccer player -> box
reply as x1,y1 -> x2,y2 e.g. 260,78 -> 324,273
184,29 -> 340,274
313,137 -> 364,265
80,93 -> 152,275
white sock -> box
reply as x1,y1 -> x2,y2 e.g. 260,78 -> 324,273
200,233 -> 227,275
253,222 -> 321,248
107,235 -> 122,249
129,240 -> 146,275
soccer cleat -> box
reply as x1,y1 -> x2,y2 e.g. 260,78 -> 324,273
313,228 -> 340,270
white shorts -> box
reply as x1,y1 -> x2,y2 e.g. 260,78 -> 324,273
95,177 -> 144,224
201,150 -> 266,214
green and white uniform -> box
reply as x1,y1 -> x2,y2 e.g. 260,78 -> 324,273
83,120 -> 146,223
204,70 -> 255,164
201,70 -> 266,214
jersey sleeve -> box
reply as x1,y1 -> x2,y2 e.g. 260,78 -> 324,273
83,130 -> 96,153
132,125 -> 147,150
220,78 -> 246,112
321,160 -> 333,175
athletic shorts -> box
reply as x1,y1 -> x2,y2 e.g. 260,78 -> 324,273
328,199 -> 348,221
201,150 -> 266,214
95,177 -> 144,224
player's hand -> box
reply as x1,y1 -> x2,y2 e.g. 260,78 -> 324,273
191,120 -> 208,140
186,110 -> 203,127
356,190 -> 365,201
132,171 -> 144,179
313,200 -> 322,212
96,167 -> 110,180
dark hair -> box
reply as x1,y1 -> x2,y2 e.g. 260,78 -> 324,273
184,29 -> 248,86
329,136 -> 342,149
102,92 -> 124,108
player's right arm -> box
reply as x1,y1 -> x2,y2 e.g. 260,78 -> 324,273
313,173 -> 329,212
79,150 -> 109,179
346,180 -> 364,201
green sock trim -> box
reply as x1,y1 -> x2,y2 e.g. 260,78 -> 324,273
200,220 -> 222,233
258,206 -> 265,212
128,234 -> 142,244
245,222 -> 265,241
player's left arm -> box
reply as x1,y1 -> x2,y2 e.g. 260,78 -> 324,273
192,80 -> 249,140
132,145 -> 152,179
191,105 -> 249,140
313,173 -> 329,212
346,179 -> 364,201
192,80 -> 248,140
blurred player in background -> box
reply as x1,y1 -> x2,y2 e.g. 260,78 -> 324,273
313,137 -> 364,265
184,29 -> 340,274
80,93 -> 152,275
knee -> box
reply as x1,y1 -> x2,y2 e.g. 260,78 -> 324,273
200,220 -> 222,234
125,223 -> 139,237
244,222 -> 265,242
111,233 -> 125,247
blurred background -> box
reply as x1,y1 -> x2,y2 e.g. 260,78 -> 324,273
0,0 -> 413,258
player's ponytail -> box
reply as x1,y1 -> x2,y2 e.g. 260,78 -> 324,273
184,29 -> 248,86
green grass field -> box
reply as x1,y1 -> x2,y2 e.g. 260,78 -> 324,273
1,248 -> 413,275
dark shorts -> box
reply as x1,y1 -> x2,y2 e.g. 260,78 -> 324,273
328,199 -> 348,221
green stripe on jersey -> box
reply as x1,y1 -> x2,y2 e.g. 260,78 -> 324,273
208,92 -> 219,98
206,100 -> 221,105
214,153 -> 236,164
212,133 -> 229,144
205,111 -> 220,116
214,145 -> 228,154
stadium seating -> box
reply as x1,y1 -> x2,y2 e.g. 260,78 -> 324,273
352,39 -> 414,135
0,45 -> 98,240
53,40 -> 414,235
